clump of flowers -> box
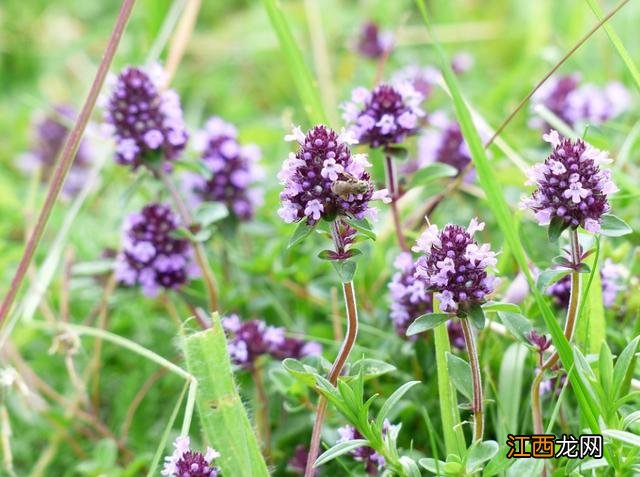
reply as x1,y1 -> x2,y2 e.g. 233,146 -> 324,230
404,112 -> 472,176
162,436 -> 220,477
342,83 -> 425,149
104,65 -> 188,169
20,105 -> 92,197
185,116 -> 262,220
530,74 -> 629,130
356,21 -> 394,59
336,421 -> 398,475
222,314 -> 321,370
277,125 -> 375,225
388,252 -> 432,337
521,130 -> 618,233
413,218 -> 498,314
114,203 -> 196,296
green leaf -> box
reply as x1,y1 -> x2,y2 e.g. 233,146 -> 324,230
497,344 -> 528,444
466,440 -> 499,473
602,429 -> 640,448
481,301 -> 521,313
194,202 -> 229,227
536,268 -> 571,292
375,381 -> 420,429
332,260 -> 357,283
282,358 -> 317,386
350,358 -> 397,380
599,214 -> 632,237
598,342 -> 614,400
483,448 -> 514,476
349,217 -> 376,241
409,163 -> 458,189
385,146 -> 408,160
406,313 -> 450,336
612,336 -> 640,400
287,221 -> 315,249
548,216 -> 569,242
399,456 -> 422,477
467,303 -> 486,330
419,458 -> 446,474
314,439 -> 369,467
496,311 -> 533,343
446,352 -> 473,400
317,250 -> 334,260
183,314 -> 269,477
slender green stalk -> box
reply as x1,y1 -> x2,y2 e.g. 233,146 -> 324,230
460,319 -> 483,442
0,0 -> 137,328
306,280 -> 359,477
251,364 -> 272,460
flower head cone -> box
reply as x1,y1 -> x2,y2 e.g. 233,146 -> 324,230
161,436 -> 220,477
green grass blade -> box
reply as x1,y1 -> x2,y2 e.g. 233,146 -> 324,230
575,239 -> 605,354
497,343 -> 527,443
413,0 -> 611,462
183,313 -> 269,477
584,0 -> 640,93
261,0 -> 328,125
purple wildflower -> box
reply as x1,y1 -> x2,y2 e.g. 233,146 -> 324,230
114,203 -> 197,297
391,65 -> 440,99
222,315 -> 321,370
413,218 -> 498,314
451,52 -> 474,75
527,330 -> 552,353
521,130 -> 618,233
288,445 -> 315,476
185,116 -> 262,220
161,436 -> 220,477
20,105 -> 92,197
539,368 -> 567,397
388,252 -> 432,338
357,21 -> 394,59
277,125 -> 375,225
342,83 -> 425,149
336,421 -> 398,475
104,65 -> 188,169
530,74 -> 629,130
447,320 -> 466,350
547,274 -> 572,309
601,258 -> 627,307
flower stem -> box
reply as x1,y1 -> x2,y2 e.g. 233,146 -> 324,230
0,0 -> 137,327
531,229 -> 581,438
305,280 -> 359,477
461,318 -> 483,442
158,169 -> 219,313
252,364 -> 272,460
384,155 -> 409,252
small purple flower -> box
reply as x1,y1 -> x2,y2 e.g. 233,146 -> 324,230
539,368 -> 567,397
391,65 -> 440,100
222,315 -> 321,370
521,131 -> 618,233
104,66 -> 188,169
288,445 -> 315,476
405,112 -> 472,177
356,21 -> 394,59
451,52 -> 474,75
547,274 -> 572,309
601,258 -> 627,307
277,125 -> 375,225
388,252 -> 432,338
114,203 -> 196,297
527,330 -> 552,353
413,218 -> 498,314
184,116 -> 262,221
20,105 -> 93,197
336,421 -> 398,475
530,74 -> 629,130
447,320 -> 466,350
161,436 -> 220,477
342,84 -> 425,149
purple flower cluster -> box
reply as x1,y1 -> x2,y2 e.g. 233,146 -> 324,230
336,421 -> 397,475
521,131 -> 618,233
114,203 -> 196,297
342,83 -> 425,148
413,218 -> 498,314
391,65 -> 440,100
406,112 -> 472,176
356,21 -> 394,59
530,74 -> 629,130
104,66 -> 188,169
547,258 -> 627,308
388,252 -> 432,337
277,125 -> 375,225
185,116 -> 262,220
222,314 -> 322,370
20,105 -> 92,197
162,436 -> 219,477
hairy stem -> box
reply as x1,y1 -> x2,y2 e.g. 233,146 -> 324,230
384,155 -> 409,252
0,0 -> 136,327
252,364 -> 272,460
305,280 -> 359,477
158,169 -> 219,313
531,229 -> 581,441
461,318 -> 483,442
